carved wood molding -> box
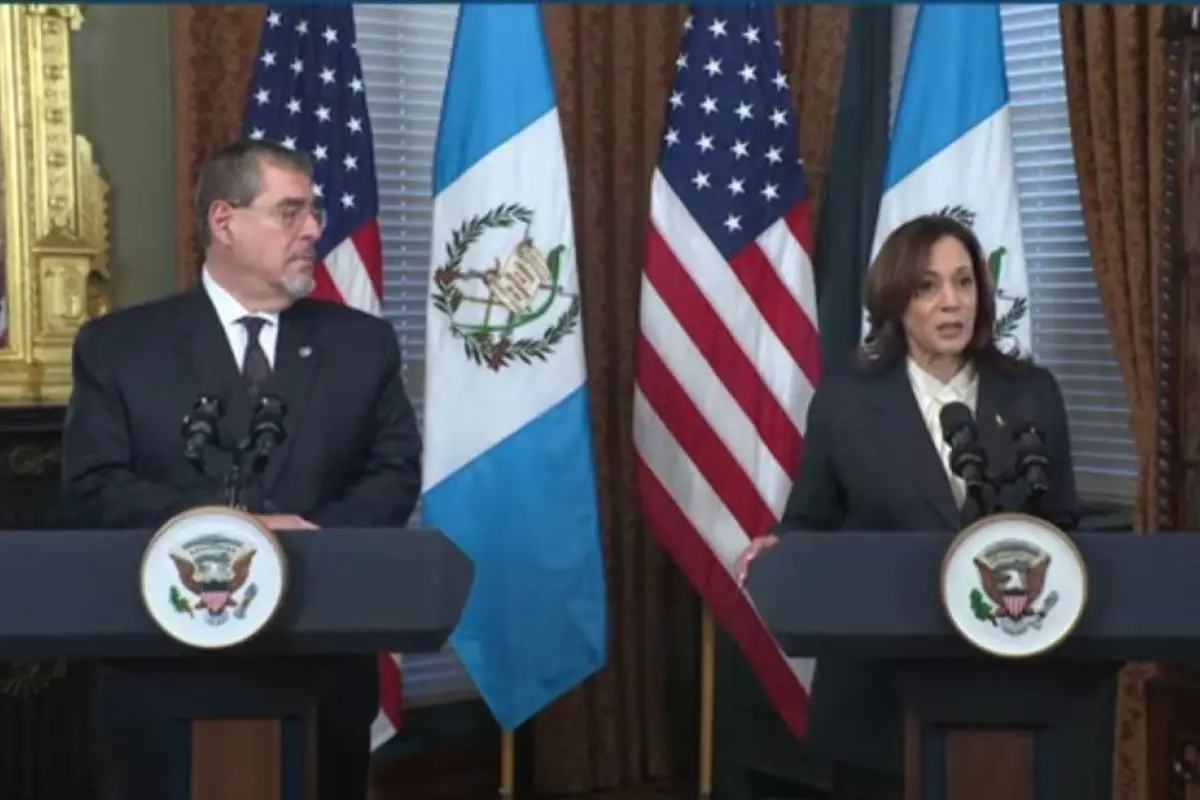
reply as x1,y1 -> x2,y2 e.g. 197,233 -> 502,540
1159,8 -> 1197,532
0,5 -> 110,404
1151,12 -> 1200,800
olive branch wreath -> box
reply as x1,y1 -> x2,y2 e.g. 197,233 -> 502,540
431,203 -> 581,371
969,588 -> 998,626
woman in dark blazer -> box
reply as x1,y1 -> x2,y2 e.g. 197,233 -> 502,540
737,214 -> 1115,800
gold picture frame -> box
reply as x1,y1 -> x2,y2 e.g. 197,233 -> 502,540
0,4 -> 109,406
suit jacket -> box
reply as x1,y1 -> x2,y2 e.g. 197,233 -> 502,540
776,355 -> 1084,773
61,287 -> 423,725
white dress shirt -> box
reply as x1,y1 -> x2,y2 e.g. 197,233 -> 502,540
201,268 -> 279,370
907,358 -> 978,508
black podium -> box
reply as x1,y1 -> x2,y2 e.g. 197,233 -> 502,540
0,526 -> 473,800
745,530 -> 1200,800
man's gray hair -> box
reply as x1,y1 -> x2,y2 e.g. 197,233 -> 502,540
193,139 -> 312,249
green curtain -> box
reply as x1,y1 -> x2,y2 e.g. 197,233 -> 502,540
813,6 -> 892,374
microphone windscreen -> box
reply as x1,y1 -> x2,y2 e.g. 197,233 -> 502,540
196,394 -> 224,417
255,393 -> 287,418
939,401 -> 975,435
1012,422 -> 1046,446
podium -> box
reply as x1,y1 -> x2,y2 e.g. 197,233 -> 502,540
0,526 -> 473,800
745,530 -> 1199,800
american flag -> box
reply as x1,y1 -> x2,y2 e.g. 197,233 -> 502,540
633,5 -> 820,737
242,5 -> 403,749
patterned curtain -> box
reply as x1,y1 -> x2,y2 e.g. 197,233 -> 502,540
170,5 -> 265,287
1059,6 -> 1165,800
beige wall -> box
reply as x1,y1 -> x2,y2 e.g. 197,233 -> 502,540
71,5 -> 175,308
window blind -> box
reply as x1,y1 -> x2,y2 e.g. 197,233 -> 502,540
998,5 -> 1136,500
890,4 -> 1136,502
355,3 -> 478,705
889,5 -> 916,133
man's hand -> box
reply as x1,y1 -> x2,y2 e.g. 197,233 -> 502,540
256,514 -> 319,531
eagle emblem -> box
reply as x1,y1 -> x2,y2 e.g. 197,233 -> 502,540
167,534 -> 258,627
968,539 -> 1060,635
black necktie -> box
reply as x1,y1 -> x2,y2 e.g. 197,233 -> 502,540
238,316 -> 272,399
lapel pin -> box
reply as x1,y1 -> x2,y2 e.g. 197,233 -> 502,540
995,413 -> 1005,427
298,346 -> 312,359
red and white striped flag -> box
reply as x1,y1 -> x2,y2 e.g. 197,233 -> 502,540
242,5 -> 403,749
633,5 -> 820,737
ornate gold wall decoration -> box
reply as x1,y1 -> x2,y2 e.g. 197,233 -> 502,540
0,4 -> 109,405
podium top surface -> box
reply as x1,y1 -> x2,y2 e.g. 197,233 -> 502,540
0,527 -> 473,659
745,530 -> 1197,661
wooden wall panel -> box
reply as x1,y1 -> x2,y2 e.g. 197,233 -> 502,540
0,405 -> 96,799
1155,13 -> 1200,800
371,737 -> 499,800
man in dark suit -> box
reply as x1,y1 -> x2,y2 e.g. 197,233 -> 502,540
62,139 -> 422,799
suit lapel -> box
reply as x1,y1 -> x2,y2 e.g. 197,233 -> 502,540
866,363 -> 962,529
260,302 -> 321,492
975,366 -> 1016,488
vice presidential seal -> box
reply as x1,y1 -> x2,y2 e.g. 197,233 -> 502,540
141,506 -> 287,649
431,203 -> 581,372
940,513 -> 1087,658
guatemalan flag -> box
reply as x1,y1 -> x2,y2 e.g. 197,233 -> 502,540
423,4 -> 607,731
870,4 -> 1030,354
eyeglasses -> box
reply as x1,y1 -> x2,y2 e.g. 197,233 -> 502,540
232,200 -> 325,233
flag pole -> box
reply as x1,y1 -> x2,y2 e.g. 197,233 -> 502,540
698,606 -> 715,800
499,729 -> 515,798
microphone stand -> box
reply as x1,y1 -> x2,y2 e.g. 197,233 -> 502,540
227,439 -> 278,509
960,467 -> 1046,521
222,444 -> 250,510
220,438 -> 280,510
231,395 -> 288,510
961,483 -> 988,528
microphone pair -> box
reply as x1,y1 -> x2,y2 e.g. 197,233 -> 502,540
180,394 -> 289,473
939,402 -> 1049,497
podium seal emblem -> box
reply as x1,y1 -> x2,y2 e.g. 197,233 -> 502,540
940,513 -> 1087,658
140,506 -> 287,649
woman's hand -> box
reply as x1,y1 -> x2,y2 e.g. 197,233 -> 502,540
735,534 -> 779,587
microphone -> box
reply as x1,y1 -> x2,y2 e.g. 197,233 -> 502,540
939,402 -> 987,490
181,395 -> 224,471
247,394 -> 288,473
1012,423 -> 1050,496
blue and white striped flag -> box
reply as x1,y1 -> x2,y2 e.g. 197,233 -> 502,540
869,4 -> 1030,353
423,3 -> 607,731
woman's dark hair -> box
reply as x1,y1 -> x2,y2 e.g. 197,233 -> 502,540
857,212 -> 1026,372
